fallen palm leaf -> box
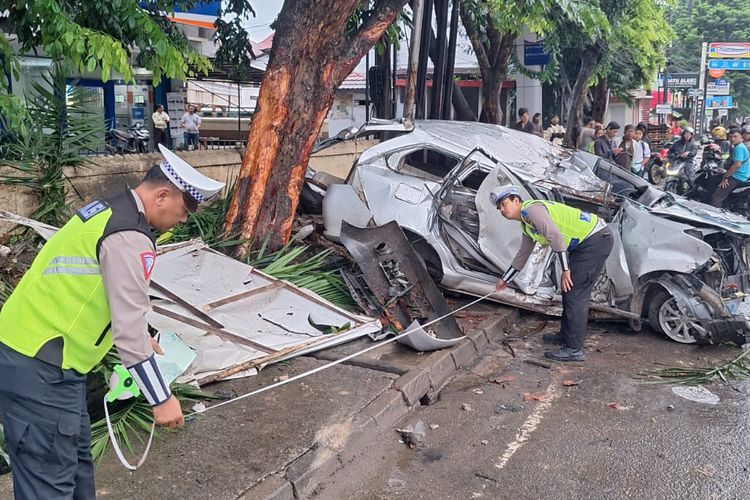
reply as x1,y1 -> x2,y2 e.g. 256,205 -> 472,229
637,348 -> 750,386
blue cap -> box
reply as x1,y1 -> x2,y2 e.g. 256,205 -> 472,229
489,185 -> 522,205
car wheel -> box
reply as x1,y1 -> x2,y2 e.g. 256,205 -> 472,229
647,160 -> 663,185
647,290 -> 703,344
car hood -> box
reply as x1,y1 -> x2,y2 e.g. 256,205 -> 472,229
651,195 -> 750,236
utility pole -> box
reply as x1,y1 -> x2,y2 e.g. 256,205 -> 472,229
441,0 -> 459,120
697,42 -> 709,134
415,0 -> 433,119
429,0 -> 449,119
404,0 -> 425,124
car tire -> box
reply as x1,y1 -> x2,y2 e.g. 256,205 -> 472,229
647,289 -> 699,344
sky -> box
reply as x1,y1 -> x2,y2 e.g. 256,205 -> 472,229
243,1 -> 283,42
238,1 -> 478,74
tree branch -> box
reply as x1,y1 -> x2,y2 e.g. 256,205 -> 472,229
459,1 -> 491,79
337,0 -> 408,82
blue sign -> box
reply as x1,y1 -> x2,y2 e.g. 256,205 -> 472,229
131,107 -> 145,120
524,42 -> 551,66
705,95 -> 734,109
708,59 -> 750,70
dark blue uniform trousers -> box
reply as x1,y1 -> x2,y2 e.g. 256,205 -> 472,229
560,228 -> 614,350
0,342 -> 96,499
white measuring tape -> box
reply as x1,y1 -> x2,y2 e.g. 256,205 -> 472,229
184,291 -> 496,419
106,290 -> 496,469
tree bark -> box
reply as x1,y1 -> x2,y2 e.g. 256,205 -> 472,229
223,0 -> 407,256
564,43 -> 604,147
459,1 -> 513,125
591,77 -> 608,124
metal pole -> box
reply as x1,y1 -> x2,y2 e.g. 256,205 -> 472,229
429,0 -> 449,119
392,38 -> 398,118
663,65 -> 669,128
697,42 -> 708,134
441,0 -> 459,120
416,0 -> 433,119
237,81 -> 241,143
404,0 -> 425,124
365,51 -> 370,122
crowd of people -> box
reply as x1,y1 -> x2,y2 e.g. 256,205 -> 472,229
511,107 -> 567,146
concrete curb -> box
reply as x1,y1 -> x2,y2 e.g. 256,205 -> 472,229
244,308 -> 519,499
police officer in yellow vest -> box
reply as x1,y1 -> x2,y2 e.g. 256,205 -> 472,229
492,186 -> 613,362
0,145 -> 224,498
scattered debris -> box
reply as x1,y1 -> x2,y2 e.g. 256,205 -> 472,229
147,241 -> 381,385
474,472 -> 499,483
496,404 -> 522,413
562,380 -> 581,387
671,385 -> 720,405
640,348 -> 750,385
191,402 -> 207,413
429,423 -> 440,430
473,388 -> 484,395
491,375 -> 516,384
523,393 -> 549,402
524,359 -> 552,369
666,404 -> 675,411
607,402 -> 633,411
396,421 -> 426,449
462,403 -> 473,412
273,374 -> 289,382
338,221 -> 464,352
480,440 -> 489,445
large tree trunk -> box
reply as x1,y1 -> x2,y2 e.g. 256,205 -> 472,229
480,76 -> 502,124
564,44 -> 604,147
223,0 -> 407,256
591,77 -> 608,124
459,1 -> 513,125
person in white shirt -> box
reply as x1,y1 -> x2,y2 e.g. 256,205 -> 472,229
544,114 -> 566,146
631,127 -> 651,175
152,104 -> 170,147
180,105 -> 202,150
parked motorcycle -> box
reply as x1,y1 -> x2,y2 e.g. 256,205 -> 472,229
646,140 -> 674,185
106,122 -> 150,154
685,162 -> 750,219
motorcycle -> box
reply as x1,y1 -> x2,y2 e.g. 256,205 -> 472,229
646,140 -> 673,185
685,162 -> 750,219
662,156 -> 695,196
106,122 -> 150,154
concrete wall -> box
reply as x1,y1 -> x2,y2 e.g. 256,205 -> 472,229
0,140 -> 379,220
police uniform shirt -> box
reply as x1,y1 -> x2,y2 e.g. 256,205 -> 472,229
99,191 -> 156,367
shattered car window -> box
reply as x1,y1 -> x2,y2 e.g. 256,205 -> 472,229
399,148 -> 459,180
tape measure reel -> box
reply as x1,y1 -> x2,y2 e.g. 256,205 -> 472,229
104,364 -> 155,470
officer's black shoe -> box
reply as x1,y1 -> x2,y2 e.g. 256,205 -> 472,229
542,332 -> 565,344
543,347 -> 585,362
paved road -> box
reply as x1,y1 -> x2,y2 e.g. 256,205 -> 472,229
319,314 -> 750,499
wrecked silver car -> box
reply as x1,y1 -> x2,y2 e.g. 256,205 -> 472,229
322,121 -> 750,345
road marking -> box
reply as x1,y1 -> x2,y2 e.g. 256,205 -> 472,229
495,380 -> 560,470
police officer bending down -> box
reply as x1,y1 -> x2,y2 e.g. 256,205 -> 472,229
492,186 -> 613,362
0,145 -> 225,499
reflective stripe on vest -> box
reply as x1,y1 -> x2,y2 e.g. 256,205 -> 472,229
0,191 -> 154,374
520,200 -> 598,250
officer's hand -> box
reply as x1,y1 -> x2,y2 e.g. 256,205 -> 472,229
495,279 -> 506,292
153,396 -> 185,429
561,270 -> 574,293
151,338 -> 164,355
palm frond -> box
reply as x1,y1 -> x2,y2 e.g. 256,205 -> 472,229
638,349 -> 750,385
